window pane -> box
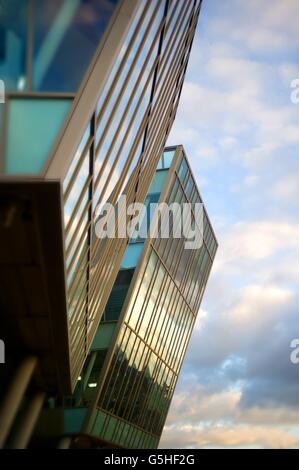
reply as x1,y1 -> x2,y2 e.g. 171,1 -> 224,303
5,97 -> 72,173
92,323 -> 116,350
0,0 -> 28,91
33,0 -> 119,92
163,149 -> 175,168
121,242 -> 144,270
148,169 -> 168,193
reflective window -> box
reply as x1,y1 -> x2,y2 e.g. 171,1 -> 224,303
1,0 -> 119,175
71,348 -> 108,407
92,323 -> 116,349
0,0 -> 118,93
156,149 -> 175,170
33,0 -> 119,92
163,149 -> 175,168
102,268 -> 134,321
147,169 -> 169,195
0,0 -> 28,91
88,144 -> 217,447
64,129 -> 90,286
63,124 -> 90,190
121,243 -> 144,270
177,155 -> 188,182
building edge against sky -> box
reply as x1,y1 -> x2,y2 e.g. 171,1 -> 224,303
0,0 -> 202,399
84,145 -> 218,449
0,1 -> 208,449
34,146 -> 217,449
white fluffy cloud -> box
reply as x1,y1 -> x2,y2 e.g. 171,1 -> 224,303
162,0 -> 299,450
159,216 -> 299,448
215,221 -> 299,272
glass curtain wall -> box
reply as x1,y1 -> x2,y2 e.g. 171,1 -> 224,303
0,0 -> 118,173
63,1 -> 203,390
85,147 -> 217,448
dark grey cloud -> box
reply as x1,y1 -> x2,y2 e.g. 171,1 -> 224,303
161,0 -> 299,449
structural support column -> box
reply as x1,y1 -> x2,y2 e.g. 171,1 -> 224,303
0,356 -> 37,448
82,351 -> 97,392
8,392 -> 45,449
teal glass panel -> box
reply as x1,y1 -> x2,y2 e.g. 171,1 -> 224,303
0,1 -> 28,91
74,349 -> 108,406
156,157 -> 163,170
118,421 -> 131,446
163,149 -> 175,168
92,322 -> 116,350
121,242 -> 144,269
185,174 -> 194,200
113,421 -> 124,444
178,156 -> 188,181
64,407 -> 88,433
5,98 -> 72,174
89,409 -> 106,436
103,415 -> 118,441
145,192 -> 160,226
33,0 -> 119,92
148,169 -> 168,194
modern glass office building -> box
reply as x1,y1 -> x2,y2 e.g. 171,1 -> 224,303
0,0 -> 203,449
47,145 -> 216,449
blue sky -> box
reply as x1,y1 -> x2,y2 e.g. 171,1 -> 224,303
160,0 -> 299,449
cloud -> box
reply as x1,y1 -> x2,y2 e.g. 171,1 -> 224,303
161,423 -> 299,449
164,380 -> 299,428
163,0 -> 299,450
203,0 -> 299,57
270,172 -> 299,202
215,221 -> 299,272
165,385 -> 241,426
159,218 -> 299,448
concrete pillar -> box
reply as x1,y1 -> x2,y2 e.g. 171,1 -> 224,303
0,356 -> 37,448
9,392 -> 45,449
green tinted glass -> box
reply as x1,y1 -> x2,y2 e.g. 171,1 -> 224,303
5,98 -> 72,173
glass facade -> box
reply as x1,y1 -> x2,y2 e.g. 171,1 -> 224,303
0,0 -> 119,173
0,2 -> 205,442
32,0 -> 119,92
83,146 -> 217,448
5,97 -> 72,173
0,0 -> 28,91
62,1 -> 203,388
72,151 -> 174,408
0,0 -> 118,92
